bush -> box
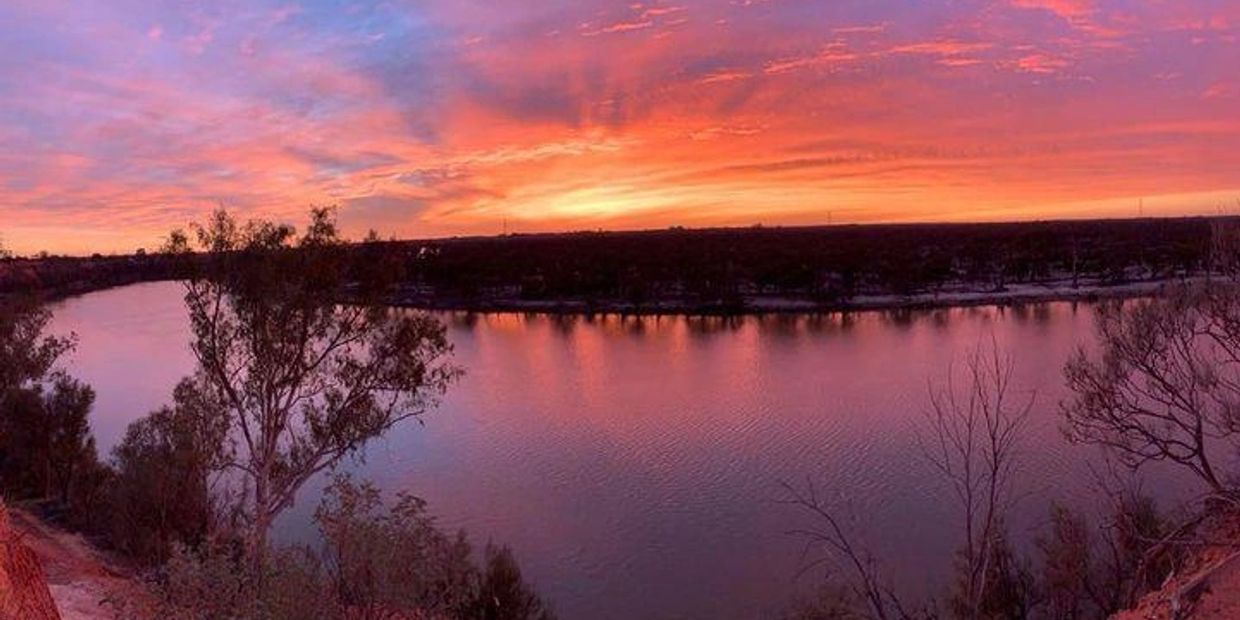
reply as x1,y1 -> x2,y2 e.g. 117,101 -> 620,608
778,584 -> 865,620
0,375 -> 99,505
122,475 -> 556,620
1038,506 -> 1096,619
316,475 -> 476,616
1035,493 -> 1173,619
465,544 -> 557,620
106,377 -> 231,565
120,541 -> 332,620
948,527 -> 1036,620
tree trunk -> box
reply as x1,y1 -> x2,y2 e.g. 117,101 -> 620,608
249,475 -> 271,577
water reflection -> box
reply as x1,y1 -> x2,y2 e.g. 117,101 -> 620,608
49,283 -> 1192,620
443,307 -> 1085,342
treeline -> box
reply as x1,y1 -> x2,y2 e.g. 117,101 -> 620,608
394,218 -> 1229,311
0,209 -> 556,620
4,217 -> 1233,313
0,253 -> 183,299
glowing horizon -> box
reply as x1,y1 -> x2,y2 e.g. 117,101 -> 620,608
2,0 -> 1238,255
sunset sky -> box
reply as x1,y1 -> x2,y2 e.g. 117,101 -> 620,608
1,0 -> 1238,254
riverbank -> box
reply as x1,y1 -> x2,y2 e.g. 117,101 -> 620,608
389,276 -> 1194,316
34,273 -> 1197,318
8,216 -> 1232,317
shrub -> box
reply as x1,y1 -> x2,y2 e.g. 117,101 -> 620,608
1035,493 -> 1173,619
122,475 -> 556,620
1038,506 -> 1095,619
315,475 -> 476,616
465,544 -> 557,620
948,527 -> 1036,620
0,375 -> 98,505
106,377 -> 231,565
779,584 -> 865,620
120,541 -> 333,620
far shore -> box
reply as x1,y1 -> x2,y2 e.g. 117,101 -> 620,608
26,274 -> 1209,318
6,217 -> 1231,318
386,276 -> 1198,316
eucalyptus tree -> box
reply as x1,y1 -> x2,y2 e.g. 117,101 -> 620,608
0,283 -> 83,501
0,298 -> 74,395
166,207 -> 459,565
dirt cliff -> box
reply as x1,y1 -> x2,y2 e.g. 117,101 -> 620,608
5,507 -> 144,620
0,502 -> 61,620
1113,511 -> 1240,620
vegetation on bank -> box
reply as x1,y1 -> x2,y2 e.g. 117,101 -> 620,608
4,217 -> 1237,314
0,251 -> 177,301
0,211 -> 556,620
405,218 -> 1230,312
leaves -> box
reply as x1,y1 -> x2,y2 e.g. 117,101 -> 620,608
173,207 -> 460,559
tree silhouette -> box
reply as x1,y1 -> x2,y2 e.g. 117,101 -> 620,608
166,207 -> 460,568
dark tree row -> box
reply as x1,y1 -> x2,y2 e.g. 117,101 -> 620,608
3,217 -> 1231,312
398,218 -> 1227,311
0,253 -> 182,299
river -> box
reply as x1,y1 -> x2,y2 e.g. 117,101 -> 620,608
47,281 -> 1193,619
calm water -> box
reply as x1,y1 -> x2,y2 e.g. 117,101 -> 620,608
48,282 -> 1192,620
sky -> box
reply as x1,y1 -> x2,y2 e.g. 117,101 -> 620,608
1,0 -> 1238,255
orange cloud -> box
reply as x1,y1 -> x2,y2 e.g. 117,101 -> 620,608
1011,0 -> 1093,19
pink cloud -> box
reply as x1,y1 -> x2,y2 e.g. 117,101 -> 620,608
1011,0 -> 1093,19
1203,83 -> 1235,99
581,20 -> 654,36
889,40 -> 993,57
763,44 -> 859,74
698,69 -> 751,84
1012,52 -> 1071,73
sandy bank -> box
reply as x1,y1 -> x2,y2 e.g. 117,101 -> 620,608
6,508 -> 140,620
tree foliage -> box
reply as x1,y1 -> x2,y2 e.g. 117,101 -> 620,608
107,376 -> 232,565
0,375 -> 97,502
166,207 -> 460,561
0,299 -> 74,394
1036,492 -> 1171,620
315,475 -> 476,615
406,218 -> 1217,309
126,475 -> 556,620
0,299 -> 94,505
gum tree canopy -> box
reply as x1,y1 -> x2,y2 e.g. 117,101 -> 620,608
166,208 -> 459,563
0,299 -> 73,395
